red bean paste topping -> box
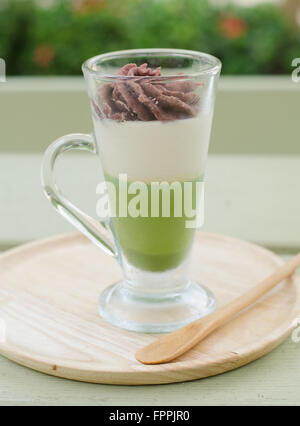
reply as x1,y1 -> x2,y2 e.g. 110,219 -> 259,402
95,63 -> 200,122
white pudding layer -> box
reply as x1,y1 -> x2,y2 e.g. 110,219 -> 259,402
93,113 -> 213,182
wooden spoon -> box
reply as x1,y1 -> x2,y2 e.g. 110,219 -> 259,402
136,253 -> 300,365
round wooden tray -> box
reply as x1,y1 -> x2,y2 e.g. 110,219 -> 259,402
0,232 -> 299,385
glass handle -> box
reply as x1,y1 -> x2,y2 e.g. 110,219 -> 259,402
41,133 -> 117,257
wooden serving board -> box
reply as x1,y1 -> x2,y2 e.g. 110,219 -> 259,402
0,232 -> 299,385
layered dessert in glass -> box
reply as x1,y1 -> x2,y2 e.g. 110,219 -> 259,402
83,49 -> 221,332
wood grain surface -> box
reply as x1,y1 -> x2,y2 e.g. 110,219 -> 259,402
0,232 -> 299,385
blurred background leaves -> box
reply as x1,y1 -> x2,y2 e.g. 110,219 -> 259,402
0,0 -> 299,75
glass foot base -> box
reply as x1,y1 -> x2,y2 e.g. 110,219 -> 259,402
98,281 -> 216,333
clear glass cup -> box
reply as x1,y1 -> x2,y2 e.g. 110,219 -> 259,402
41,49 -> 221,333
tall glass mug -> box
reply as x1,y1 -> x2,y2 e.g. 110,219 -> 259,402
42,49 -> 221,333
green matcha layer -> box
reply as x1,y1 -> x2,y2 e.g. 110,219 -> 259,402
106,174 -> 202,272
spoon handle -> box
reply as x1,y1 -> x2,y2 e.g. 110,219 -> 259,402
136,253 -> 300,364
210,252 -> 300,327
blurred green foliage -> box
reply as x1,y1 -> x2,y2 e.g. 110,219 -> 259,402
0,0 -> 299,75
